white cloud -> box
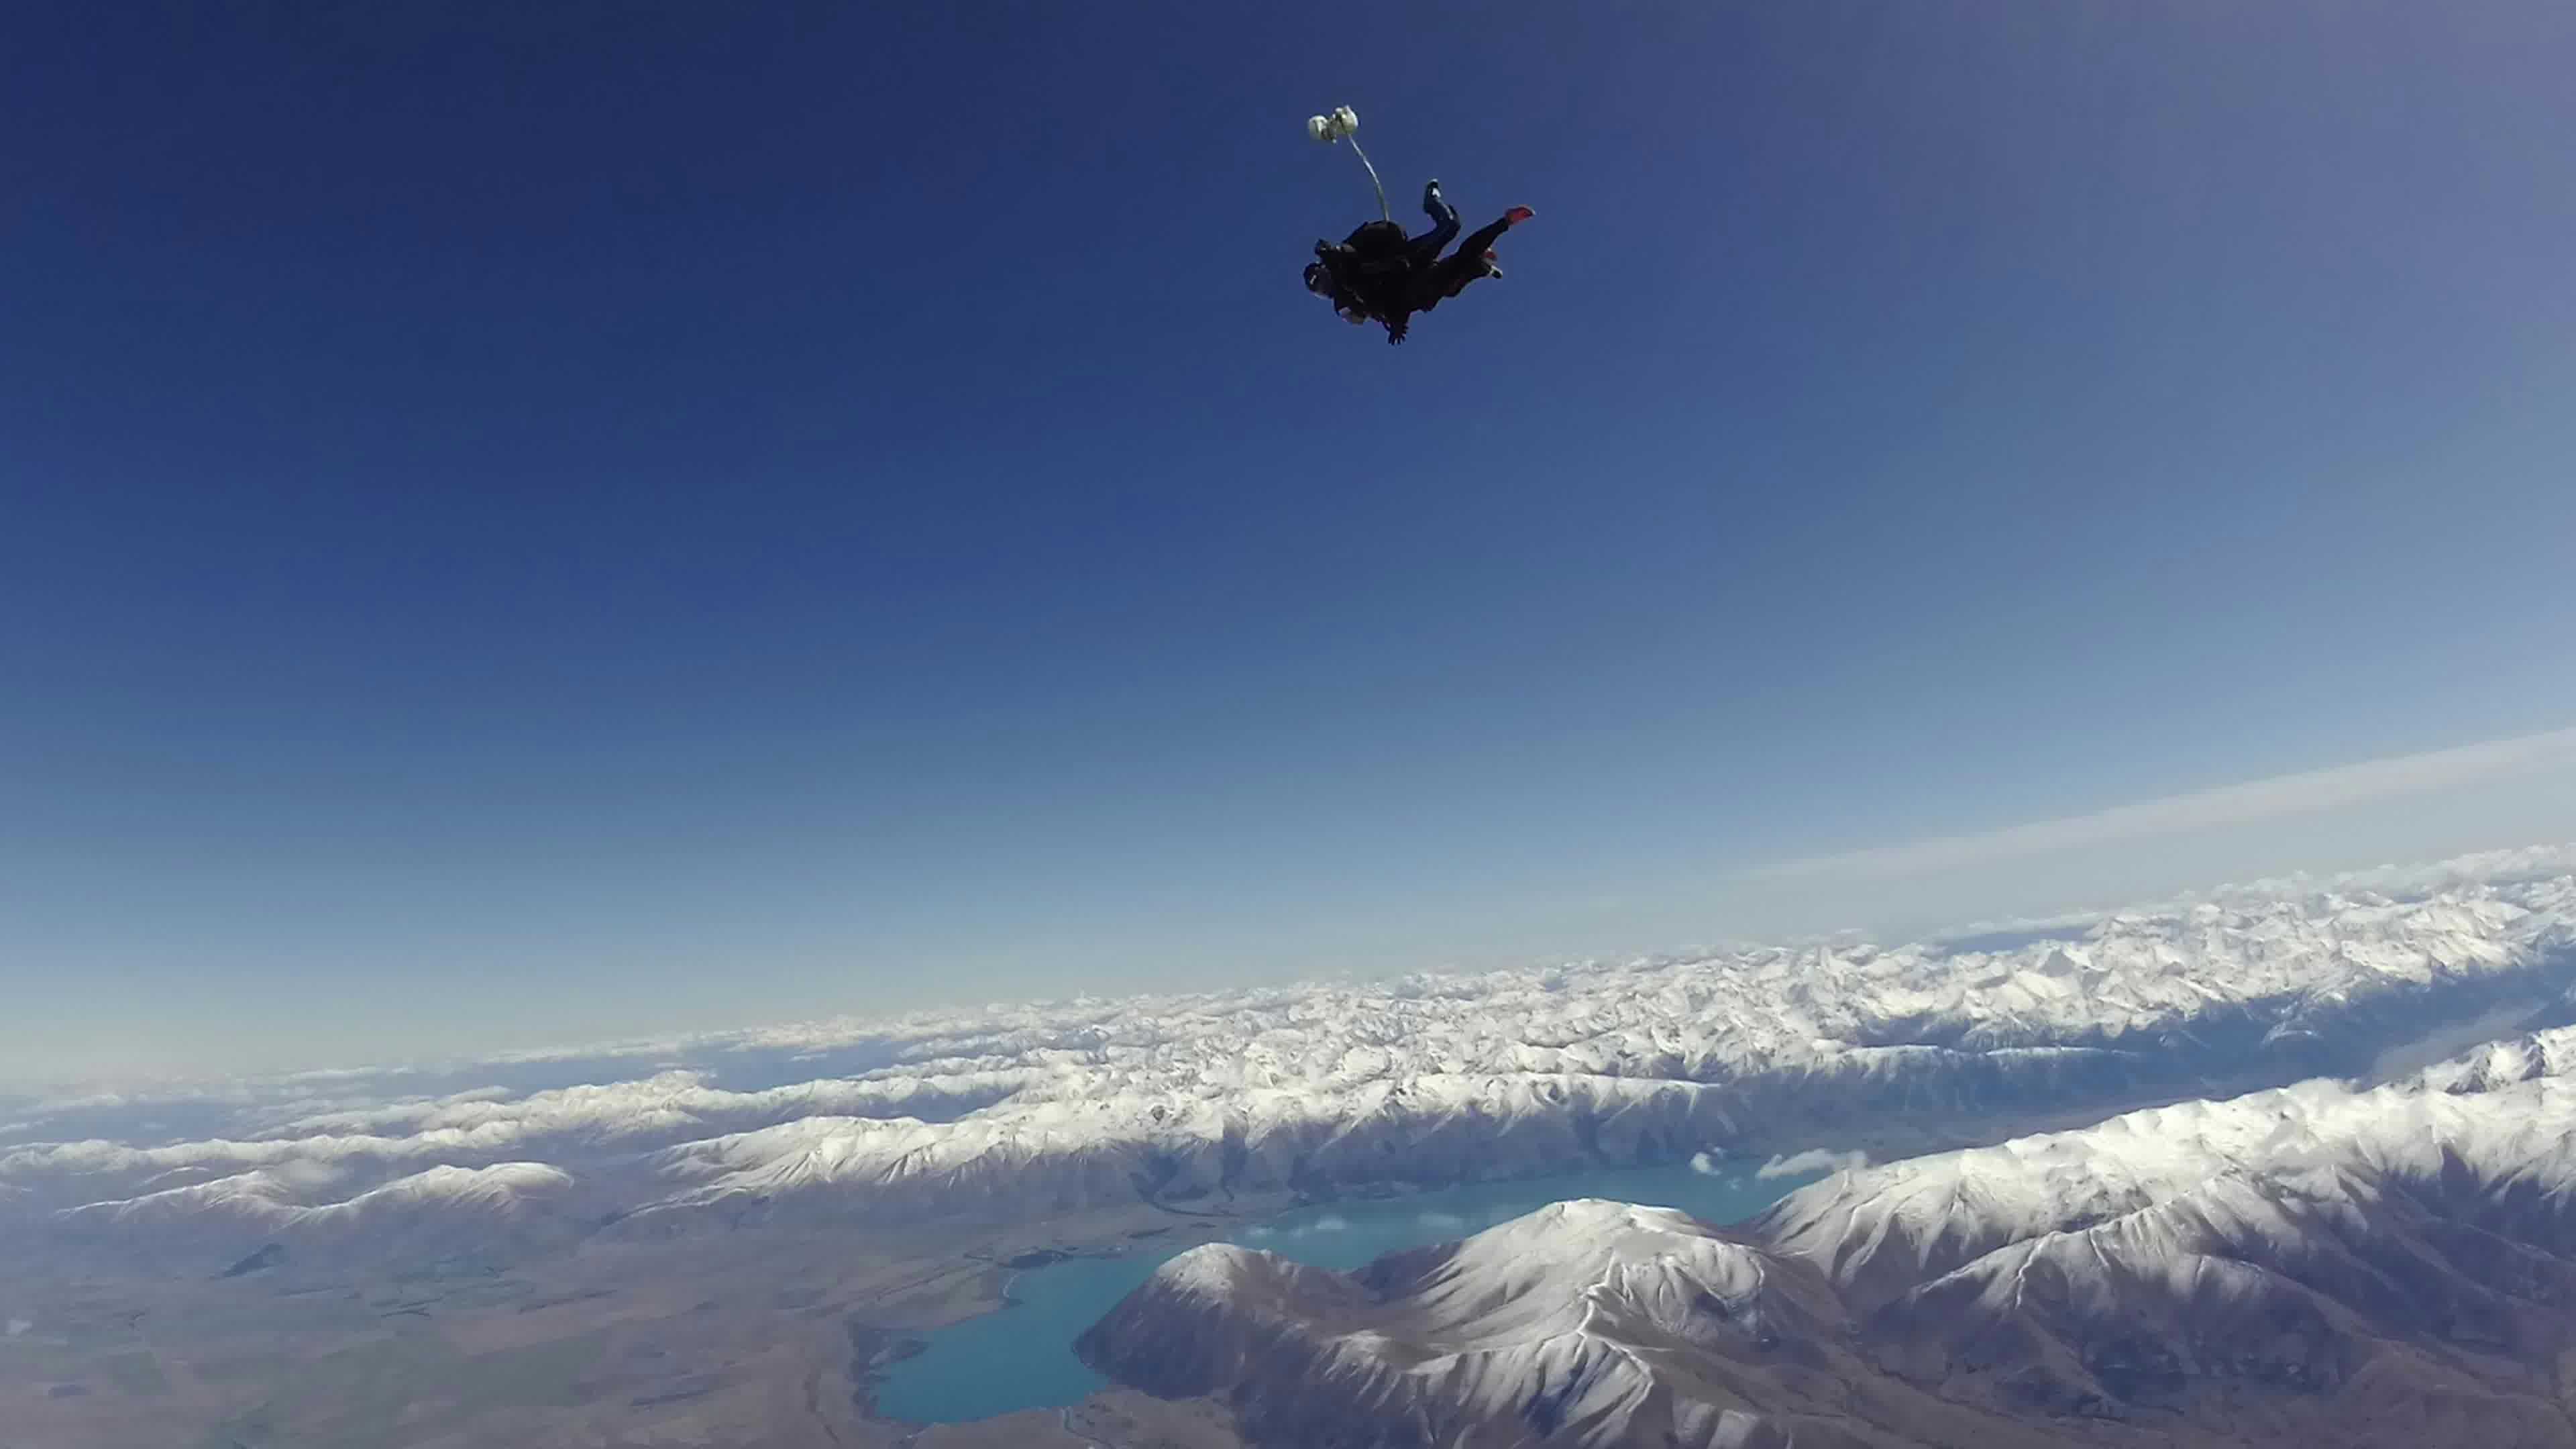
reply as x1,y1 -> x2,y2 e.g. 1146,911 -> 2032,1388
1756,1148 -> 1870,1180
266,1157 -> 350,1191
1688,1150 -> 1727,1177
1264,1213 -> 1356,1238
1743,727 -> 2576,882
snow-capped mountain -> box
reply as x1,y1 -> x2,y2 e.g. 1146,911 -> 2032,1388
51,1163 -> 586,1271
1081,1022 -> 2576,1447
1079,1200 -> 1927,1449
5,848 -> 2572,1269
1743,1024 -> 2576,1440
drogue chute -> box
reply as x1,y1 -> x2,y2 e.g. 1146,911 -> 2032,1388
1304,104 -> 1387,221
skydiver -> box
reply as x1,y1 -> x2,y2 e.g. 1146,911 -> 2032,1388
1302,180 -> 1456,326
1303,180 -> 1532,345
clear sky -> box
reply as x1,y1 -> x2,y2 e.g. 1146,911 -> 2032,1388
6,1 -> 2573,1082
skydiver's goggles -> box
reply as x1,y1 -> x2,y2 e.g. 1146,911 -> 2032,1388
1303,261 -> 1335,297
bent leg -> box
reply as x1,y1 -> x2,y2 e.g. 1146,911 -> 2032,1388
1407,188 -> 1460,268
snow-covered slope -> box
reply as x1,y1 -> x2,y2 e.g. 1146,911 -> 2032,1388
1082,1023 -> 2576,1448
1740,1022 -> 2576,1440
52,1163 -> 585,1270
1080,1201 -> 1926,1449
1754,1029 -> 2576,1311
6,849 -> 2573,1268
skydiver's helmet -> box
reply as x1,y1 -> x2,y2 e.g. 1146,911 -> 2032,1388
1303,261 -> 1336,298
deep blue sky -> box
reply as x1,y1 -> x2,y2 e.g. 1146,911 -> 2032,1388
7,1 -> 2573,1079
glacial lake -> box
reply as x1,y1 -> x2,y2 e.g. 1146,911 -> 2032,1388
872,1161 -> 1822,1424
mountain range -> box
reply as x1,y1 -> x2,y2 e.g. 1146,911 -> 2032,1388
1079,1022 -> 2576,1446
4,848 -> 2571,1275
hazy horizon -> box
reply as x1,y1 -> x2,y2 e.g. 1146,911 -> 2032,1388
13,802 -> 2573,1089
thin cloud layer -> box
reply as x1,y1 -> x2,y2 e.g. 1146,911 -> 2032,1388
1755,1147 -> 1870,1179
1746,731 -> 2576,881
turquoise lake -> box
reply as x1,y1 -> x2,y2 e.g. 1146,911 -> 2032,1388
872,1161 -> 1818,1424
